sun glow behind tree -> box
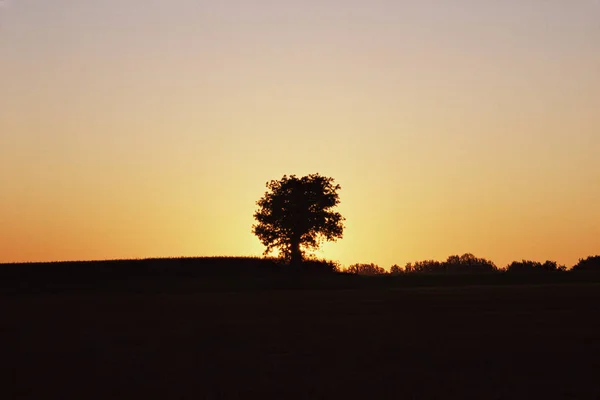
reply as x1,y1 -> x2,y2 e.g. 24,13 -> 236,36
0,0 -> 599,267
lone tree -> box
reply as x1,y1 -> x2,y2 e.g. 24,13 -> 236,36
252,173 -> 345,265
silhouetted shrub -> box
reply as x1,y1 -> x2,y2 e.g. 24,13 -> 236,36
404,253 -> 497,274
404,260 -> 442,274
445,253 -> 498,273
390,264 -> 403,275
506,260 -> 566,273
571,256 -> 600,272
344,263 -> 387,276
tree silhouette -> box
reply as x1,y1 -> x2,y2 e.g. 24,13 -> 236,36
345,263 -> 387,275
403,254 -> 497,274
404,259 -> 442,274
506,260 -> 566,273
445,253 -> 498,273
390,264 -> 403,275
252,173 -> 345,265
571,255 -> 600,272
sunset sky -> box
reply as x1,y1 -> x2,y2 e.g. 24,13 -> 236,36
1,0 -> 599,268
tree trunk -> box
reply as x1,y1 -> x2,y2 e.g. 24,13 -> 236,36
290,238 -> 302,267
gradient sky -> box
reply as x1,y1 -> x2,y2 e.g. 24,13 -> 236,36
1,0 -> 599,268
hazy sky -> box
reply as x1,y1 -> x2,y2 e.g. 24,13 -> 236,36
1,0 -> 599,268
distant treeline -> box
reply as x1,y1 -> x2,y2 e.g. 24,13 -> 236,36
2,254 -> 600,278
1,254 -> 600,294
343,254 -> 600,275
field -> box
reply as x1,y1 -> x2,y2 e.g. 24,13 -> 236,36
3,279 -> 600,399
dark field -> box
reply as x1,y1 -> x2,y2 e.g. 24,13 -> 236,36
3,283 -> 600,399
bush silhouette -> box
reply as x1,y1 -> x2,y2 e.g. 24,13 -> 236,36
445,253 -> 497,273
506,260 -> 566,273
404,259 -> 442,274
571,256 -> 600,272
390,264 -> 403,275
344,263 -> 387,276
404,253 -> 497,274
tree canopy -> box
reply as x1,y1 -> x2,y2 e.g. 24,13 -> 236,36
506,260 -> 566,273
252,173 -> 345,265
571,255 -> 600,272
345,263 -> 387,276
404,253 -> 497,274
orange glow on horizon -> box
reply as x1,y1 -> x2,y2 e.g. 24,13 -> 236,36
1,1 -> 598,268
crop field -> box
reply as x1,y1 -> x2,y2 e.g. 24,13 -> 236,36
3,282 -> 600,399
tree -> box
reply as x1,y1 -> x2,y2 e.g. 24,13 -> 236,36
252,173 -> 345,265
402,254 -> 497,274
408,259 -> 443,273
506,260 -> 566,273
570,255 -> 600,272
345,263 -> 387,276
445,253 -> 497,273
390,264 -> 403,275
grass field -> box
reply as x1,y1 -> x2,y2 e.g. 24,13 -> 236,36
3,281 -> 600,399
